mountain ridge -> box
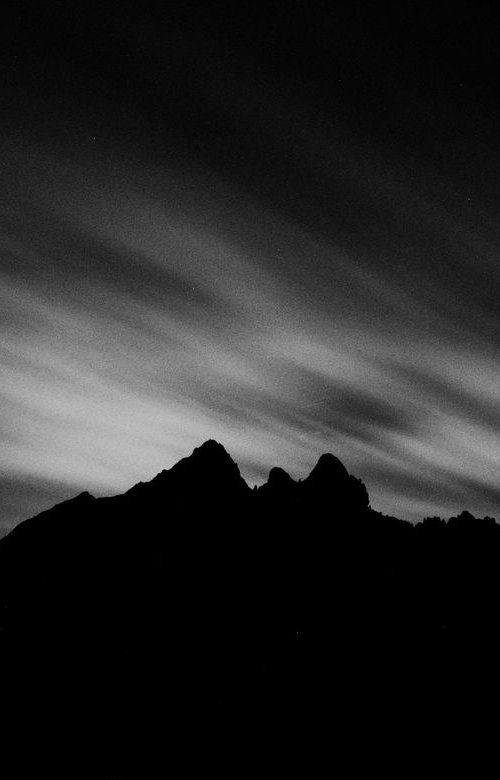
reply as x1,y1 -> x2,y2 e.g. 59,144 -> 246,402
2,439 -> 495,538
1,438 -> 499,776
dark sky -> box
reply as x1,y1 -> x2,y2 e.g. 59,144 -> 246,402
2,0 -> 500,532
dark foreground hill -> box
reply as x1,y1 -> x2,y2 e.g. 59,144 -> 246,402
1,440 -> 499,776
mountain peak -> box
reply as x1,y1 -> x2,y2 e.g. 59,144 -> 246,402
165,439 -> 249,495
267,466 -> 296,488
193,439 -> 230,458
186,440 -> 240,472
303,452 -> 369,508
125,440 -> 250,503
306,453 -> 349,485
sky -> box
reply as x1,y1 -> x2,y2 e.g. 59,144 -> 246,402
2,1 -> 500,532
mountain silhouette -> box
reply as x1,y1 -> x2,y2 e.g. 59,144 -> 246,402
0,440 -> 499,776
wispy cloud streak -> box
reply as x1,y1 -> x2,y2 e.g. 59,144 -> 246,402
2,130 -> 500,532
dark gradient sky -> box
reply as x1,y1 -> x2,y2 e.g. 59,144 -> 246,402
2,1 -> 500,532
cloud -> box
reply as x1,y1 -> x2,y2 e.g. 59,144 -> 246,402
2,129 -> 500,531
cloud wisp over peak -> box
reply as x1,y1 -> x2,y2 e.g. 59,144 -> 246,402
2,2 -> 500,531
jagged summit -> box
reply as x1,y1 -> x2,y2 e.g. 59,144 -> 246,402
267,466 -> 296,488
189,439 -> 234,461
257,466 -> 297,499
305,453 -> 349,486
170,439 -> 246,483
129,439 -> 250,500
196,439 -> 227,453
301,452 -> 369,508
